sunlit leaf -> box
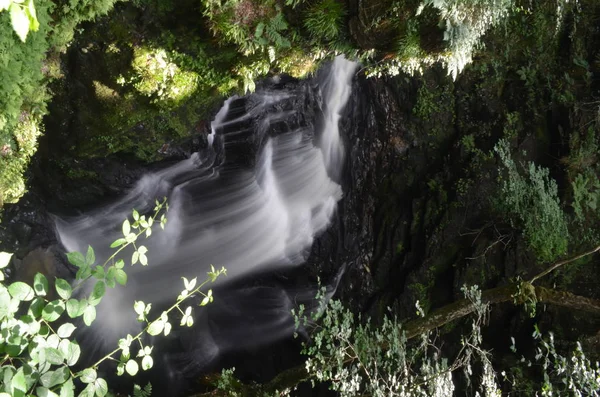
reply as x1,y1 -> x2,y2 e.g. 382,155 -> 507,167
66,251 -> 85,268
42,300 -> 65,322
26,0 -> 38,31
85,246 -> 95,266
34,273 -> 48,296
66,299 -> 84,318
79,368 -> 97,384
83,305 -> 96,326
141,355 -> 153,370
35,387 -> 59,397
94,378 -> 108,397
10,3 -> 29,42
110,238 -> 126,248
0,252 -> 12,268
125,360 -> 139,376
59,378 -> 74,397
115,269 -> 127,286
147,320 -> 163,336
55,278 -> 72,300
88,281 -> 105,306
122,219 -> 131,236
8,281 -> 34,301
57,323 -> 76,338
45,347 -> 63,365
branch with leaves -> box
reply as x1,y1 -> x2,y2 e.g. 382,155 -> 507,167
0,0 -> 40,42
198,244 -> 600,396
0,198 -> 226,397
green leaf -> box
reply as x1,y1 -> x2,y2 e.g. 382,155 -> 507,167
79,383 -> 95,397
164,321 -> 172,336
42,300 -> 65,322
94,378 -> 108,397
132,251 -> 139,265
137,245 -> 148,255
76,264 -> 92,280
115,259 -> 125,269
45,366 -> 69,388
134,301 -> 145,315
57,323 -> 76,338
92,266 -> 105,280
11,367 -> 26,397
105,267 -> 116,288
35,387 -> 59,397
9,3 -> 29,42
66,299 -> 84,318
83,305 -> 96,326
66,252 -> 85,268
8,281 -> 34,301
59,378 -> 74,397
125,360 -> 139,376
34,273 -> 49,296
55,279 -> 72,300
0,0 -> 12,12
115,269 -> 127,286
139,253 -> 148,266
88,282 -> 105,306
141,355 -> 153,370
86,246 -> 95,266
64,341 -> 81,366
0,288 -> 11,320
25,0 -> 37,31
79,368 -> 96,384
132,209 -> 140,220
28,296 -> 45,318
255,21 -> 265,37
0,252 -> 12,268
147,320 -> 163,336
122,219 -> 131,236
45,347 -> 63,365
110,238 -> 126,248
125,233 -> 137,243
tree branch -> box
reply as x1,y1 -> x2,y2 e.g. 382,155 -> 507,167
196,246 -> 600,395
529,244 -> 600,284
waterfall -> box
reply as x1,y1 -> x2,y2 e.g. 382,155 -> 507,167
54,57 -> 358,373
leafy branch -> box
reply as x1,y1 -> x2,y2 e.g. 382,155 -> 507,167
0,198 -> 226,397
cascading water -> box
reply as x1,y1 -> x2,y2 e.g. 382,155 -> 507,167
54,57 -> 358,381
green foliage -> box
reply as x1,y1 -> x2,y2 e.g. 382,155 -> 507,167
292,285 -> 494,396
505,327 -> 600,395
132,383 -> 152,397
0,0 -> 122,206
127,46 -> 199,108
303,0 -> 346,42
286,285 -> 600,397
494,139 -> 569,263
203,0 -> 290,56
0,0 -> 40,42
0,199 -> 226,396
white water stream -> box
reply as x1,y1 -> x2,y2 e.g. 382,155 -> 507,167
54,57 -> 358,364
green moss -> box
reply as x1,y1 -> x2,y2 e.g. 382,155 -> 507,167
407,282 -> 433,314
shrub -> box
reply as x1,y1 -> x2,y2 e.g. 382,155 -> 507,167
303,0 -> 346,42
494,139 -> 569,263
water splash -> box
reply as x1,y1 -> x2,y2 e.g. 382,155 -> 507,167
54,57 -> 358,367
